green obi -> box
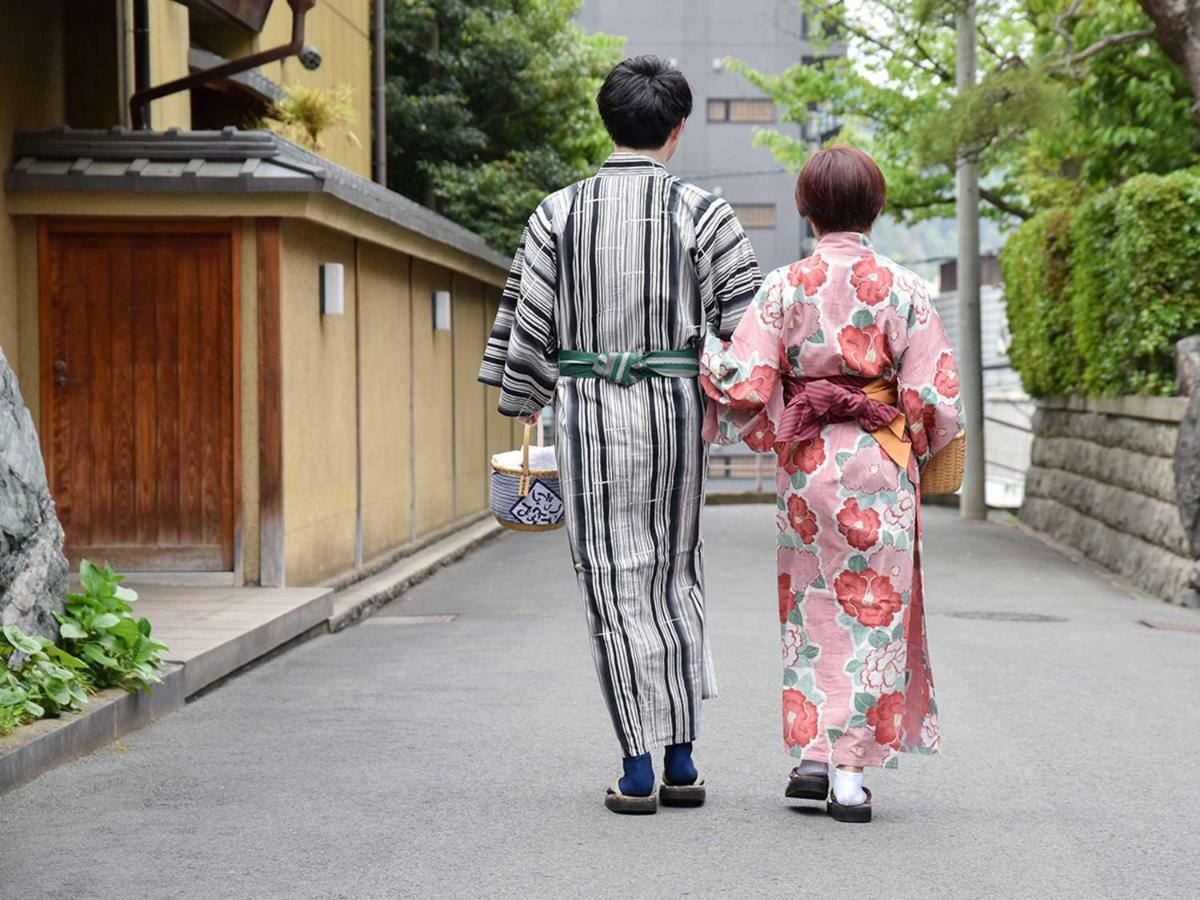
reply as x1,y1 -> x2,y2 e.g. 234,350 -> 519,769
559,349 -> 700,387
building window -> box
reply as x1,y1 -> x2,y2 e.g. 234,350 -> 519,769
731,204 -> 777,229
707,98 -> 776,123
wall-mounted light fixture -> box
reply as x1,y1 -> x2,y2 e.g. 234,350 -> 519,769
320,263 -> 345,316
433,290 -> 452,332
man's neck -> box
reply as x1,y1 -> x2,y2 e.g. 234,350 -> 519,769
613,145 -> 671,165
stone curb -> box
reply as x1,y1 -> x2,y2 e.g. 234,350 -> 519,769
0,664 -> 185,795
1,519 -> 505,794
327,518 -> 506,632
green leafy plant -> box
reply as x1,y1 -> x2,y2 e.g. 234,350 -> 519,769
261,83 -> 361,152
0,625 -> 91,734
57,561 -> 168,693
0,561 -> 167,737
1003,168 -> 1200,397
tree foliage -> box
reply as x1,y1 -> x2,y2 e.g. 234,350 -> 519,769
1002,168 -> 1200,396
737,1 -> 1199,225
383,0 -> 621,251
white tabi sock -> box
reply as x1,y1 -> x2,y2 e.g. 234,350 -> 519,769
797,760 -> 827,776
832,768 -> 867,806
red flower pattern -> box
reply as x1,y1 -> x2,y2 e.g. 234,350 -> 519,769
836,498 -> 881,551
866,691 -> 906,749
900,387 -> 933,457
726,364 -> 776,408
838,324 -> 889,377
782,689 -> 820,748
834,567 -> 904,628
777,437 -> 826,476
850,257 -> 894,305
786,494 -> 819,544
787,254 -> 828,296
778,573 -> 796,623
933,352 -> 960,398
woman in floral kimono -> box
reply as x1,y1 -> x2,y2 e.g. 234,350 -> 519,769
700,147 -> 964,823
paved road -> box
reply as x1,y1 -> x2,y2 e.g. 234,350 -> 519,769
3,506 -> 1199,899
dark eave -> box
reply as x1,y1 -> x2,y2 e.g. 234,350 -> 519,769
6,127 -> 510,273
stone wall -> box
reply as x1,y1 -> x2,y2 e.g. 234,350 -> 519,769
1021,395 -> 1193,601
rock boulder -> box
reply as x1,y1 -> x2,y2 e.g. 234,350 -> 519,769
0,346 -> 67,639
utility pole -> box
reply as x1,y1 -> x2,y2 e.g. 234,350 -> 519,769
956,0 -> 987,520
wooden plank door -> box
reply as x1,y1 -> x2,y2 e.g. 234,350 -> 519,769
40,222 -> 239,572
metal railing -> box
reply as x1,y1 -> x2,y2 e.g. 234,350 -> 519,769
708,452 -> 773,494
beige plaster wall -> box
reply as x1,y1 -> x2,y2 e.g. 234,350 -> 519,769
357,241 -> 414,560
410,258 -> 456,537
452,275 -> 489,518
279,219 -> 359,585
144,0 -> 192,130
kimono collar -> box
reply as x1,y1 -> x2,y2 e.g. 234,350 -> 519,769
815,231 -> 874,256
599,152 -> 669,176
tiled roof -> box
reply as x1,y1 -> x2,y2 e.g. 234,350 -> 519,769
6,127 -> 510,272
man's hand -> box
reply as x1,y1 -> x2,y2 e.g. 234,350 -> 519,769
520,410 -> 542,426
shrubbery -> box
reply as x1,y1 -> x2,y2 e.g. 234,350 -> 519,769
0,561 -> 167,736
1002,168 -> 1200,396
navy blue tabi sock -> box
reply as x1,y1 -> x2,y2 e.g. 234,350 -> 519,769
618,752 -> 655,796
663,742 -> 698,786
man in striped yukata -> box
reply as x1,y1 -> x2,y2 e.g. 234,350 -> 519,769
479,56 -> 760,814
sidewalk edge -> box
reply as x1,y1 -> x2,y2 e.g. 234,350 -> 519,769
0,664 -> 185,795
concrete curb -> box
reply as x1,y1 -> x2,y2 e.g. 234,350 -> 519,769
327,518 -> 505,632
1,519 -> 501,794
0,664 -> 185,794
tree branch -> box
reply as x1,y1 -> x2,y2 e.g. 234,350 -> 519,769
980,187 -> 1031,220
1058,28 -> 1156,67
806,1 -> 954,82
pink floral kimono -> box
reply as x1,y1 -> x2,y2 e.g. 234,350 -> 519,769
700,231 -> 964,768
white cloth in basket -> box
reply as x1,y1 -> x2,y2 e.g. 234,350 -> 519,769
490,445 -> 558,471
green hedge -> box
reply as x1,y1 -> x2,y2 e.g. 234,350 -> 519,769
1002,168 -> 1200,396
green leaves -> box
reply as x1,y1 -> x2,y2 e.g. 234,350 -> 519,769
2,559 -> 167,736
732,0 -> 1197,229
384,0 -> 622,251
3,625 -> 42,655
1005,169 -> 1200,397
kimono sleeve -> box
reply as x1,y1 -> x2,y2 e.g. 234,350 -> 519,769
698,268 -> 787,448
478,207 -> 559,418
896,284 -> 966,468
696,197 -> 761,339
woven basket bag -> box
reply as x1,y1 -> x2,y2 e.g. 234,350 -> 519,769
490,422 -> 565,532
920,431 -> 966,495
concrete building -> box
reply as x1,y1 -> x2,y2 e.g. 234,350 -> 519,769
0,1 -> 517,587
577,0 -> 841,273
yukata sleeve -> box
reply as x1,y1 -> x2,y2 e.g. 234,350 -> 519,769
698,268 -> 786,449
895,282 -> 966,467
697,197 -> 762,339
478,207 -> 559,418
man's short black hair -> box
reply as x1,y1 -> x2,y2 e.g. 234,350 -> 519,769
596,56 -> 693,150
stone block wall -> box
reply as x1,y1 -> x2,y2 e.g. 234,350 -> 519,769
1021,395 -> 1193,600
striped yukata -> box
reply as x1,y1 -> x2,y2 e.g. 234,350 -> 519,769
479,152 -> 760,755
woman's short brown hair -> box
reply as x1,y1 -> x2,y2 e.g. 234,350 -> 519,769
795,146 -> 887,234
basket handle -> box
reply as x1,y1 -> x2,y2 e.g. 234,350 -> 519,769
519,423 -> 533,497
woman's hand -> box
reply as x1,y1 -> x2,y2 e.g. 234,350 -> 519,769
520,410 -> 542,426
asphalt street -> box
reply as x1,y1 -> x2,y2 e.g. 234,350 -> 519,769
2,505 -> 1198,899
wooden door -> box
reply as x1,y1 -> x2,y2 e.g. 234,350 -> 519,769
40,221 -> 239,572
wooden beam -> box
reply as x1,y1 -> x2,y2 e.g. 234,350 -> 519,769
256,218 -> 284,586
